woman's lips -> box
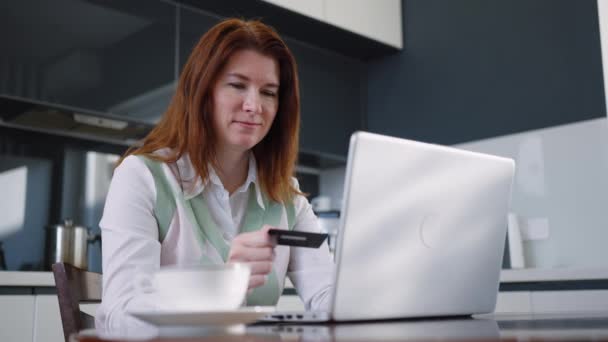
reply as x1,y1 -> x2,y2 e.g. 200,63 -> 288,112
234,120 -> 261,127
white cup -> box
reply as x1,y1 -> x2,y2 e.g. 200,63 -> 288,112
134,263 -> 250,312
311,196 -> 332,212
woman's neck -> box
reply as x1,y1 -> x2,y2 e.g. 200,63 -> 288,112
215,147 -> 250,195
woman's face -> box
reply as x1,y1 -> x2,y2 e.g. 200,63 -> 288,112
211,49 -> 280,154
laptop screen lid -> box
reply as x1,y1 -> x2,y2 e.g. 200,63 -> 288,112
329,132 -> 515,321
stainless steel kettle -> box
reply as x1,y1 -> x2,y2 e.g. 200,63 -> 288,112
44,219 -> 101,270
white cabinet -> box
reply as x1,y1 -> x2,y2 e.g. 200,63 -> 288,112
0,294 -> 65,342
33,295 -> 64,342
325,0 -> 402,48
494,291 -> 532,314
261,0 -> 324,21
0,295 -> 35,342
260,0 -> 402,49
494,290 -> 608,314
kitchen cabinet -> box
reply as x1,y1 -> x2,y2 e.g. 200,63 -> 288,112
260,0 -> 402,49
0,273 -> 62,341
0,0 -> 175,123
0,294 -> 78,342
0,272 -> 302,341
325,0 -> 402,49
291,42 -> 365,157
0,295 -> 35,342
0,291 -> 299,341
2,0 -> 366,159
260,0 -> 324,21
178,6 -> 221,71
176,0 -> 400,60
34,295 -> 64,342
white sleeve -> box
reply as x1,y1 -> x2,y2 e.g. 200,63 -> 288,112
287,179 -> 335,311
95,155 -> 162,332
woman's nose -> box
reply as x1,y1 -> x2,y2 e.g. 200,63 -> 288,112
243,91 -> 262,113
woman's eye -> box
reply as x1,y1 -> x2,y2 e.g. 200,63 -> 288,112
229,82 -> 245,89
262,90 -> 277,97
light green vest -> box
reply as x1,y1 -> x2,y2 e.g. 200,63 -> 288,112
138,156 -> 296,306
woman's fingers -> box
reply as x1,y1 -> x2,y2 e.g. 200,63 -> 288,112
248,261 -> 273,275
228,225 -> 278,262
228,225 -> 279,290
229,246 -> 275,262
234,225 -> 277,248
248,275 -> 267,289
247,262 -> 274,289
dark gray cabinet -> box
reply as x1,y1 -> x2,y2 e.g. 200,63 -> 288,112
291,42 -> 365,157
2,0 -> 365,159
0,0 -> 175,122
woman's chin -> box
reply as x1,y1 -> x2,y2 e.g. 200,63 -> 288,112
228,137 -> 259,152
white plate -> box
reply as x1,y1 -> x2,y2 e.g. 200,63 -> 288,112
128,306 -> 275,327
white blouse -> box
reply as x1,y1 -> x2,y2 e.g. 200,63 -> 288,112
95,151 -> 334,332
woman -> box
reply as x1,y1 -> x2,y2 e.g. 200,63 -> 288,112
96,18 -> 334,330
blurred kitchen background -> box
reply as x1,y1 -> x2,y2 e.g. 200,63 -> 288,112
1,0 -> 607,283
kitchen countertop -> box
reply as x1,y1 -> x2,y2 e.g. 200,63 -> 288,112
501,267 -> 608,282
0,271 -> 55,287
0,271 -> 298,289
2,268 -> 608,287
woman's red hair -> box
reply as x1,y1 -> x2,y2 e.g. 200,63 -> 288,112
120,18 -> 301,203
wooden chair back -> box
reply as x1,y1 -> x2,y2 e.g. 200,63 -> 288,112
52,262 -> 102,342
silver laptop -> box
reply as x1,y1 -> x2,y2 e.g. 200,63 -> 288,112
263,131 -> 515,322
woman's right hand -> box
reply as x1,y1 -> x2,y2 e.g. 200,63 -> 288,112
227,225 -> 277,290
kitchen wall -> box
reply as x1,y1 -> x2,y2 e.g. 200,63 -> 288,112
318,0 -> 606,197
0,155 -> 51,270
319,167 -> 347,211
456,118 -> 608,269
367,0 -> 605,144
362,0 -> 607,271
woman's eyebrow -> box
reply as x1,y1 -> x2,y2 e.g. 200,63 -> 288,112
226,72 -> 279,88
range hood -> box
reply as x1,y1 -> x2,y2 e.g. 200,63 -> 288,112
0,94 -> 154,147
0,94 -> 346,172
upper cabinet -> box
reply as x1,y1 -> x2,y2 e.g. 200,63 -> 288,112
261,0 -> 403,49
324,0 -> 403,49
1,0 -> 370,157
0,0 -> 175,123
261,0 -> 325,22
176,0 -> 402,60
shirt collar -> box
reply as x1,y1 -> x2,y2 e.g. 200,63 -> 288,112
176,152 -> 265,209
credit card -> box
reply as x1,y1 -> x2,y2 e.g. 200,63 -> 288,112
268,229 -> 328,248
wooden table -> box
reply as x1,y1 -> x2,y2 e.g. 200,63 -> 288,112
74,312 -> 608,342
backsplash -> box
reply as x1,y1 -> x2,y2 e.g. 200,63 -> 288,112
0,126 -> 126,272
0,125 -> 324,272
0,155 -> 51,271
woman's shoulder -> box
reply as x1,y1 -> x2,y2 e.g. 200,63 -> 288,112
117,154 -> 145,171
117,154 -> 161,175
106,155 -> 157,206
119,148 -> 173,171
112,155 -> 155,187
